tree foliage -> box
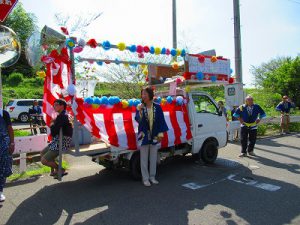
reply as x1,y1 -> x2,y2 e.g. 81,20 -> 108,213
251,56 -> 300,106
2,3 -> 38,77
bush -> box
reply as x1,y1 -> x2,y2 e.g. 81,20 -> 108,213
289,122 -> 300,132
7,72 -> 24,86
257,124 -> 267,136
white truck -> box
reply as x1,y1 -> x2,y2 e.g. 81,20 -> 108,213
86,81 -> 227,180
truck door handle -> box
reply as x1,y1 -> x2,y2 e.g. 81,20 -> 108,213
198,124 -> 203,128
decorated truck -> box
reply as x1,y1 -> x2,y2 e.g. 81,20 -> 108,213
39,33 -> 234,179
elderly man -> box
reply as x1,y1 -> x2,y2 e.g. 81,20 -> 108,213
276,95 -> 295,135
233,96 -> 266,157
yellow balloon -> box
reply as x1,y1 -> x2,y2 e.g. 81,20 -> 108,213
154,47 -> 161,55
122,100 -> 129,108
124,63 -> 129,68
117,42 -> 126,51
161,98 -> 167,105
141,64 -> 146,69
176,49 -> 181,56
36,71 -> 46,78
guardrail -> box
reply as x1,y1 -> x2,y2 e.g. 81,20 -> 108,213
227,116 -> 300,141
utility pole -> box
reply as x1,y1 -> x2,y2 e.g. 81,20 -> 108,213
172,0 -> 177,49
233,0 -> 243,83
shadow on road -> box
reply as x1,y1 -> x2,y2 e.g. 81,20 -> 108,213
5,156 -> 300,225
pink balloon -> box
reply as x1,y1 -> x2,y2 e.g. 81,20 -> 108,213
73,46 -> 83,53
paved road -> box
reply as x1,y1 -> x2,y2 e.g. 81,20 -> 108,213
1,134 -> 300,225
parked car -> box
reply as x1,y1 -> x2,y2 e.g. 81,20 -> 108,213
5,99 -> 43,122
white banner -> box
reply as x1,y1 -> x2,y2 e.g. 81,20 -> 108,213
76,79 -> 98,98
187,55 -> 231,75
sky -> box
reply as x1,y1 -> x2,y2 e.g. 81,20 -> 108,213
20,0 -> 300,87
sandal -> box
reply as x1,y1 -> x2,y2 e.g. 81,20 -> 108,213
53,170 -> 68,179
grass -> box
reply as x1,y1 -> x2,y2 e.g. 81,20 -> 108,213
14,130 -> 31,137
8,160 -> 69,182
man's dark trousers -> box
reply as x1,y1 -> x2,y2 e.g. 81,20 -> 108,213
241,126 -> 257,153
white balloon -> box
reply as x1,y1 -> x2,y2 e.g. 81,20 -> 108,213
25,31 -> 44,67
0,25 -> 21,68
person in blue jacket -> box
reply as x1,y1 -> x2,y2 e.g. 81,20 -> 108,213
28,100 -> 43,135
276,95 -> 295,135
233,95 -> 266,157
135,87 -> 168,187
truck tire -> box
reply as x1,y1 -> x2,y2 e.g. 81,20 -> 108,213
130,152 -> 141,180
200,140 -> 218,164
18,113 -> 29,123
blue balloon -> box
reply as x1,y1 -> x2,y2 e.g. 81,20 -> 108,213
181,49 -> 186,57
102,41 -> 111,50
156,97 -> 162,104
115,58 -> 120,65
93,97 -> 101,105
170,49 -> 177,56
211,76 -> 217,82
129,45 -> 137,52
166,96 -> 173,104
101,96 -> 109,105
97,61 -> 103,66
114,96 -> 120,104
176,96 -> 184,105
133,99 -> 141,107
84,97 -> 93,104
128,99 -> 134,107
196,72 -> 204,80
161,48 -> 166,54
230,68 -> 233,74
150,46 -> 155,54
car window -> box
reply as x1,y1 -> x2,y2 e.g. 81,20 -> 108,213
192,95 -> 218,114
17,100 -> 34,106
6,100 -> 14,106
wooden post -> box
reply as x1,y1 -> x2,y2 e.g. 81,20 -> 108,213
57,128 -> 63,181
19,153 -> 27,173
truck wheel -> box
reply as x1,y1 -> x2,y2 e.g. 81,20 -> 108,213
200,140 -> 218,164
130,152 -> 141,180
18,113 -> 29,123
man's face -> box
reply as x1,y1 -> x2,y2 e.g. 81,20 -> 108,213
246,98 -> 254,106
33,101 -> 38,106
283,97 -> 288,102
53,102 -> 64,112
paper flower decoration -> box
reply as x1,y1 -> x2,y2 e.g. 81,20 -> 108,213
161,47 -> 166,54
154,47 -> 161,55
138,53 -> 144,58
143,46 -> 150,53
211,76 -> 217,82
102,41 -> 111,50
36,70 -> 46,78
155,97 -> 162,104
166,96 -> 173,104
115,58 -> 120,65
121,100 -> 129,108
166,49 -> 171,55
198,55 -> 205,63
78,39 -> 86,47
97,61 -> 103,66
93,97 -> 102,105
196,72 -> 204,80
185,85 -> 191,93
60,27 -> 69,35
87,39 -> 98,48
143,69 -> 148,75
176,77 -> 182,84
176,49 -> 181,56
65,38 -> 75,49
229,77 -> 234,84
230,68 -> 233,74
73,46 -> 83,53
128,99 -> 134,107
161,98 -> 167,105
136,45 -> 143,53
176,96 -> 184,105
129,45 -> 137,52
67,84 -> 76,96
172,62 -> 179,70
117,42 -> 126,51
211,56 -> 218,63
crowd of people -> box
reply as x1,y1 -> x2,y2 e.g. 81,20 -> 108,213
0,93 -> 297,200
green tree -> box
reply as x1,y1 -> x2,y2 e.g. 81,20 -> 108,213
2,2 -> 38,77
251,56 -> 300,106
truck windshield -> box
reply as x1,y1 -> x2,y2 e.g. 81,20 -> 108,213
192,95 -> 218,114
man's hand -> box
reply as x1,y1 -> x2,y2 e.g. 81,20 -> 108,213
9,144 -> 15,155
239,118 -> 244,125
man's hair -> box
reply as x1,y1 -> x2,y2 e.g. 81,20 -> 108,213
218,101 -> 224,106
141,86 -> 154,100
54,99 -> 67,109
282,95 -> 288,99
245,95 -> 253,100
